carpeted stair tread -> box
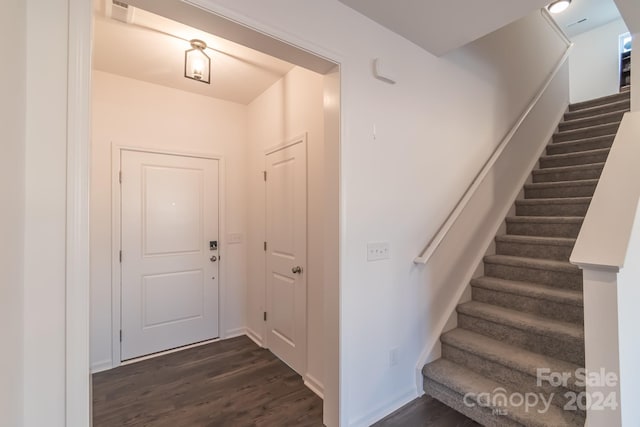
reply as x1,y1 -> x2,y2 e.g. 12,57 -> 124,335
546,135 -> 615,155
515,197 -> 591,217
532,162 -> 604,183
505,216 -> 584,238
525,179 -> 598,191
539,148 -> 609,168
495,234 -> 576,248
471,276 -> 582,307
484,254 -> 581,274
569,91 -> 630,112
441,328 -> 584,392
457,301 -> 583,342
494,234 -> 576,261
558,110 -> 624,132
564,99 -> 630,121
552,122 -> 620,143
506,216 -> 584,224
423,359 -> 586,427
516,197 -> 591,206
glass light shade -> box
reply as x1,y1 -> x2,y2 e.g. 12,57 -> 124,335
548,0 -> 571,14
185,40 -> 211,84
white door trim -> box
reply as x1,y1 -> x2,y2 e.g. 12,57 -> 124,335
66,3 -> 343,426
111,144 -> 227,368
263,134 -> 308,368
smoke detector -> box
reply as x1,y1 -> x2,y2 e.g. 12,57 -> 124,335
105,0 -> 135,24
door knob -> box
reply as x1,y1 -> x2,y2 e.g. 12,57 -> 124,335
210,255 -> 217,262
291,266 -> 303,274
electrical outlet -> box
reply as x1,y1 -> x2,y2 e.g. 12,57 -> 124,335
389,347 -> 399,366
367,242 -> 390,261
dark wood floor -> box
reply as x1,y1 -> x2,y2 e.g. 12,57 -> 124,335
93,335 -> 478,426
93,336 -> 323,426
374,396 -> 480,427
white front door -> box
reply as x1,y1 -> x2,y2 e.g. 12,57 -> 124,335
120,150 -> 219,361
265,137 -> 307,374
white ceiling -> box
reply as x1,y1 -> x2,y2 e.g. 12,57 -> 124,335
552,0 -> 624,38
338,0 -> 551,56
92,2 -> 295,105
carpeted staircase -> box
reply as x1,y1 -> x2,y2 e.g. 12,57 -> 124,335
422,91 -> 631,427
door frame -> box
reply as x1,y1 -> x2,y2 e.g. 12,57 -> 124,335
111,144 -> 227,368
66,1 -> 343,425
263,134 -> 308,370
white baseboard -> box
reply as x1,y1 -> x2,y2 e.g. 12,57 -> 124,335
348,388 -> 417,427
245,327 -> 263,347
224,327 -> 247,339
91,359 -> 113,374
304,373 -> 324,399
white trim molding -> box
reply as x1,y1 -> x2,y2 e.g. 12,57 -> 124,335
110,144 -> 227,369
65,0 -> 92,425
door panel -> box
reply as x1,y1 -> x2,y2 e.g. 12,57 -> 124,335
121,150 -> 219,360
265,138 -> 307,373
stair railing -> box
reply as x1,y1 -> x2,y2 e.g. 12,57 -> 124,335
414,9 -> 572,265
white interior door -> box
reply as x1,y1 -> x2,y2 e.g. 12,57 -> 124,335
265,138 -> 307,374
120,150 -> 219,361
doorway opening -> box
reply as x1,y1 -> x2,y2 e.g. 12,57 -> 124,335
88,0 -> 340,425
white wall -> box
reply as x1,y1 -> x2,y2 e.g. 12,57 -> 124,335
245,66 -> 326,392
569,18 -> 629,103
23,0 -> 69,425
188,2 -> 569,425
91,71 -> 248,370
0,1 -> 26,426
617,198 -> 640,424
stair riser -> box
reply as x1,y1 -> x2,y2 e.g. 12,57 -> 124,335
458,314 -> 585,365
506,221 -> 582,238
533,167 -> 603,183
569,93 -> 630,111
424,381 -> 521,427
565,102 -> 629,121
559,113 -> 624,132
495,240 -> 573,261
516,203 -> 589,217
546,137 -> 614,155
442,344 -> 584,412
484,263 -> 582,290
553,124 -> 620,143
539,152 -> 609,169
471,287 -> 583,324
525,184 -> 596,199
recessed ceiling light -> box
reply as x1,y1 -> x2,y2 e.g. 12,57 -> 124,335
548,0 -> 571,14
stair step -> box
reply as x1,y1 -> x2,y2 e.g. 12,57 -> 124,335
515,197 -> 591,217
456,301 -> 584,365
532,162 -> 604,183
553,122 -> 621,143
559,110 -> 624,132
506,216 -> 583,238
564,99 -> 630,121
471,276 -> 583,323
524,179 -> 598,199
441,329 -> 585,411
539,148 -> 609,169
495,235 -> 576,261
423,359 -> 585,427
569,91 -> 630,112
546,135 -> 615,155
483,255 -> 582,291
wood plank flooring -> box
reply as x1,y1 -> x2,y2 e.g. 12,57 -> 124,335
93,335 -> 478,426
374,396 -> 480,427
93,336 -> 322,426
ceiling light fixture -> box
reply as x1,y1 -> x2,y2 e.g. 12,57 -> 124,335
547,0 -> 571,14
184,39 -> 211,84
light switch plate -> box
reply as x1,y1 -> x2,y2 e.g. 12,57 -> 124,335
228,233 -> 243,244
367,242 -> 390,261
